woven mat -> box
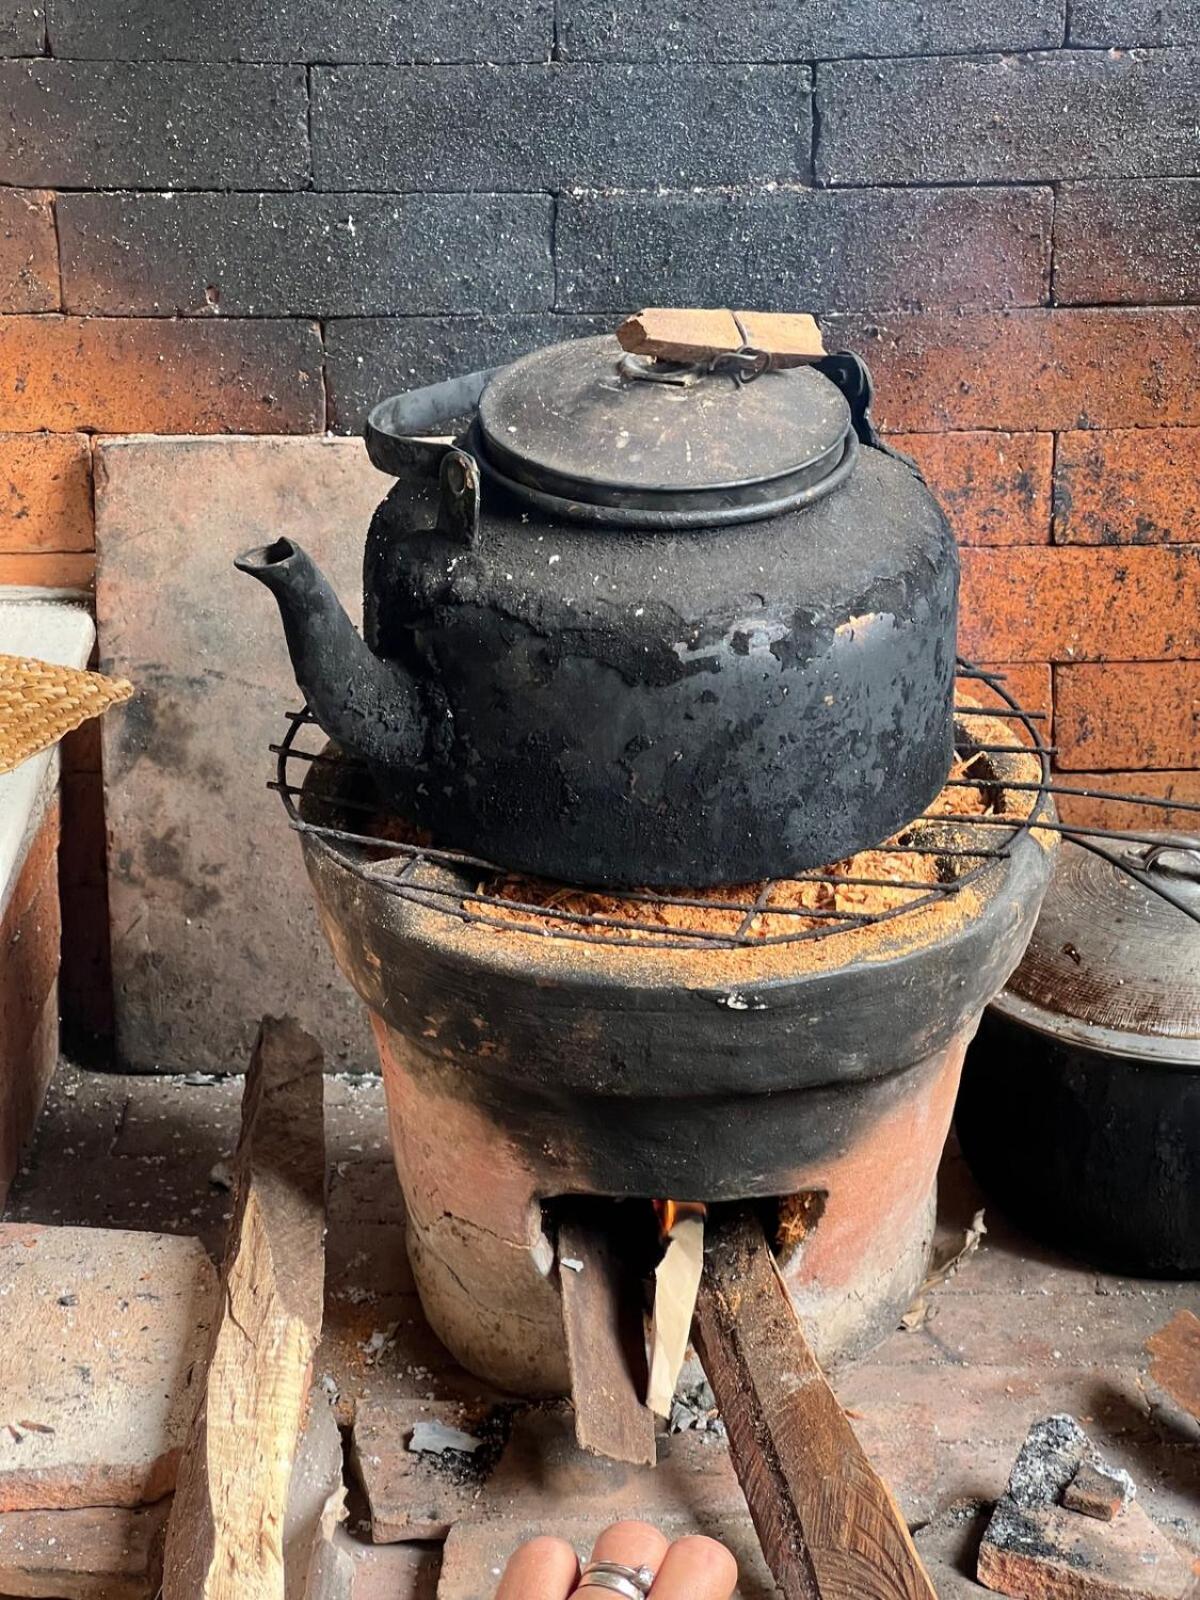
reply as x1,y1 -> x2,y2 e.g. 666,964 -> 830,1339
0,653 -> 134,775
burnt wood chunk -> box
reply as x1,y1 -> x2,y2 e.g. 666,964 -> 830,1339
559,1212 -> 656,1467
617,308 -> 825,366
692,1211 -> 937,1600
162,1016 -> 327,1600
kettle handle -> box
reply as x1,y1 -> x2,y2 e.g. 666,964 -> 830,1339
364,367 -> 501,479
816,351 -> 929,486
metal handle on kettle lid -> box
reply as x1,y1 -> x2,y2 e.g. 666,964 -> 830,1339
364,366 -> 500,480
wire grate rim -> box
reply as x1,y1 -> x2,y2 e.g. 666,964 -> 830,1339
265,661 -> 1078,952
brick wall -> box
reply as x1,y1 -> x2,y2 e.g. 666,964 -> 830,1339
2,3 -> 1199,1035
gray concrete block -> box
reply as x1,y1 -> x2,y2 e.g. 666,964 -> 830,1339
312,63 -> 812,191
562,0 -> 1064,60
96,435 -> 386,1073
558,185 -> 1051,313
0,60 -> 309,188
48,0 -> 552,61
817,49 -> 1200,184
58,192 -> 554,316
1069,1 -> 1200,44
1055,179 -> 1200,306
324,313 -> 611,431
0,1 -> 42,52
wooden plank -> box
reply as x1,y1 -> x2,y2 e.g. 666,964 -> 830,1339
559,1211 -> 656,1467
692,1211 -> 937,1600
163,1016 -> 327,1600
616,308 -> 826,366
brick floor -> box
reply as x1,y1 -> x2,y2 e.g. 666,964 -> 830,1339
4,1062 -> 1197,1597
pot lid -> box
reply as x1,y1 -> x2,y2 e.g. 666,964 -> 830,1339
993,834 -> 1200,1066
475,334 -> 853,508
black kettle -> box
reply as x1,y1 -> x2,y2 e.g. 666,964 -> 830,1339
236,333 -> 958,887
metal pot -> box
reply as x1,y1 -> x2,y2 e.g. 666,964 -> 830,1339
237,333 -> 958,887
958,836 -> 1200,1276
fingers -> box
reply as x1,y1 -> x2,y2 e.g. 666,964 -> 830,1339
495,1536 -> 579,1600
588,1521 -> 672,1577
648,1535 -> 738,1600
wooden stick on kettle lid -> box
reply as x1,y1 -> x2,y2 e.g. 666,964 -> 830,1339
616,308 -> 827,367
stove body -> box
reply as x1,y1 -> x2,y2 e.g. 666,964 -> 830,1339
300,729 -> 1053,1394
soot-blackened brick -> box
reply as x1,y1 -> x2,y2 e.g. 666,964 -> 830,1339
0,189 -> 58,313
47,0 -> 552,61
1054,428 -> 1200,546
817,49 -> 1200,184
58,193 -> 554,317
311,63 -> 811,191
1069,1 -> 1200,44
0,61 -> 309,189
325,314 -> 611,431
557,186 -> 1050,312
561,0 -> 1063,60
1055,180 -> 1200,306
1,2 -> 42,51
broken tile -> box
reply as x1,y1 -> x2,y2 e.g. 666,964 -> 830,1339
977,1416 -> 1199,1600
351,1399 -> 501,1542
0,1224 -> 216,1511
1064,1459 -> 1135,1522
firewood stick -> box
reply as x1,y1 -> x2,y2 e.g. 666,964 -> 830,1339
163,1016 -> 327,1600
559,1210 -> 656,1467
692,1211 -> 937,1600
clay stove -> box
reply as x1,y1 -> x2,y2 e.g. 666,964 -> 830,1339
277,682 -> 1055,1397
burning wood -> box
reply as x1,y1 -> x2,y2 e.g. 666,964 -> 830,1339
647,1200 -> 706,1419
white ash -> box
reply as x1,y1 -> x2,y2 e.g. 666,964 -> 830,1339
408,1421 -> 484,1455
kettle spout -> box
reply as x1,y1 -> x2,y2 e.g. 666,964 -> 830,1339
235,537 -> 425,771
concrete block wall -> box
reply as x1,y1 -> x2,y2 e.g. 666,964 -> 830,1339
1,2 -> 1199,1038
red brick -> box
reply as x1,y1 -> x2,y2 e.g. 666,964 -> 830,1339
825,309 -> 1200,432
888,431 -> 1051,546
0,1500 -> 169,1600
959,546 -> 1200,663
1053,770 -> 1200,833
0,550 -> 94,587
0,432 -> 92,553
965,661 -> 1053,750
0,190 -> 58,313
0,315 -> 323,433
1056,661 -> 1200,770
1054,427 -> 1200,545
0,1224 -> 216,1511
975,661 -> 1053,719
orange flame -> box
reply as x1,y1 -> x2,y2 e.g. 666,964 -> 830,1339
654,1199 -> 707,1237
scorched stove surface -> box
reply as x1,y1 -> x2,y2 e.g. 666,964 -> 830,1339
273,666 -> 1057,1393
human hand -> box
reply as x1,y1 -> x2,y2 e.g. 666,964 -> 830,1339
493,1520 -> 738,1600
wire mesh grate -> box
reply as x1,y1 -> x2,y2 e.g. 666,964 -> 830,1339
267,660 -> 1200,949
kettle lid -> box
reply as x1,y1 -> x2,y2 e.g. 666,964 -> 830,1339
473,334 -> 856,526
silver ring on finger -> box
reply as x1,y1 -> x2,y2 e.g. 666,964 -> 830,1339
578,1564 -> 656,1600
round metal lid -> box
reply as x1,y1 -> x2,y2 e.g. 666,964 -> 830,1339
993,834 -> 1200,1066
476,334 -> 852,503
